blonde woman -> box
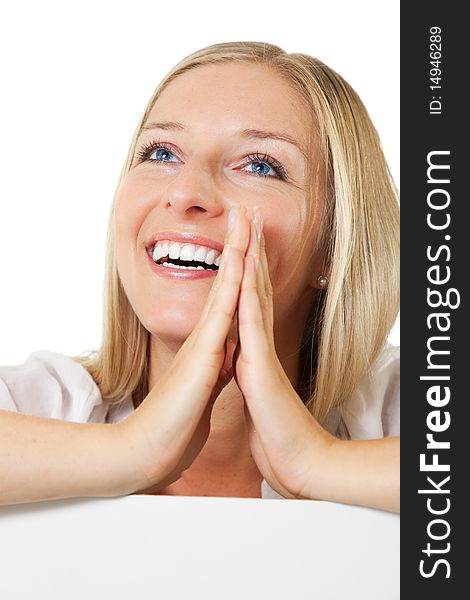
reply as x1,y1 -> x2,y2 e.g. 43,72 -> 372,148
0,42 -> 399,511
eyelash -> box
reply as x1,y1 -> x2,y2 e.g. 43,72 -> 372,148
135,140 -> 288,181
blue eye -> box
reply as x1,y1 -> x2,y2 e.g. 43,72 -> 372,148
149,146 -> 176,162
135,141 -> 287,181
242,153 -> 286,180
135,142 -> 177,164
247,160 -> 275,177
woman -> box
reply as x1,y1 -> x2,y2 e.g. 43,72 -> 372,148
0,41 -> 399,510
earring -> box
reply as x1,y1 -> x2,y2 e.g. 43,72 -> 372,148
317,275 -> 328,288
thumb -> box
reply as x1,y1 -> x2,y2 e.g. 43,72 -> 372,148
221,313 -> 238,379
212,316 -> 239,398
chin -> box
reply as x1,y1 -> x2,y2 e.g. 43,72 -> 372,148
142,303 -> 202,343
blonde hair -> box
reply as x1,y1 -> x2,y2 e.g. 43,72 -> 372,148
72,41 -> 399,425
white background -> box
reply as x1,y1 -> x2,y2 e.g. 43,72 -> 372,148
0,495 -> 399,600
0,0 -> 399,365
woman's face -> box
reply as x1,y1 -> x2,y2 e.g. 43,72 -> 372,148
115,62 -> 325,344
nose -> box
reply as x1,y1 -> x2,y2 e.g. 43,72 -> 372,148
162,165 -> 225,220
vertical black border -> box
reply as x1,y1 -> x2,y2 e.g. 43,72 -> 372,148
401,2 -> 466,595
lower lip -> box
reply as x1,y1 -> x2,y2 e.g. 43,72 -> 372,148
146,250 -> 218,280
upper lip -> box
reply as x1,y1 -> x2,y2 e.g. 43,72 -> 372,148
145,231 -> 224,254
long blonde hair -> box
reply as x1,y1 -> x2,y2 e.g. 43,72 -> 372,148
72,41 -> 399,425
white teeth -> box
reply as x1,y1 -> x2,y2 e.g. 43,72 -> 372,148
169,243 -> 180,260
152,243 -> 161,262
205,249 -> 216,266
152,239 -> 221,268
179,244 -> 196,261
193,245 -> 208,262
162,262 -> 203,270
153,241 -> 171,262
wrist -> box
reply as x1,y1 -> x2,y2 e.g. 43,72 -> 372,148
111,418 -> 154,495
300,423 -> 340,501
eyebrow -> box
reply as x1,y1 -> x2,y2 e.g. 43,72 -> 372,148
140,120 -> 307,158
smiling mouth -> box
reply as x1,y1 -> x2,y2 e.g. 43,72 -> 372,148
150,240 -> 221,271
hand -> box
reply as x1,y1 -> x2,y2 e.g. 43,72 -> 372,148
119,206 -> 251,494
233,208 -> 334,500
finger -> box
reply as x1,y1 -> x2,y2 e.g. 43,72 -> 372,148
195,206 -> 243,327
238,248 -> 271,357
220,312 -> 239,381
197,206 -> 248,323
252,208 -> 269,291
254,211 -> 274,335
211,335 -> 238,399
245,208 -> 260,266
194,207 -> 249,351
244,208 -> 274,340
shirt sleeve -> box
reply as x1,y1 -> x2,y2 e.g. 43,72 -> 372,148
340,344 -> 400,440
380,350 -> 400,437
0,350 -> 108,423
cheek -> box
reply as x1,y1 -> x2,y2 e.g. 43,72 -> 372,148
114,177 -> 154,250
265,202 -> 303,278
265,205 -> 320,303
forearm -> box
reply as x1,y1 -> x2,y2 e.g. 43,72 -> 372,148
0,410 -> 140,506
304,435 -> 400,513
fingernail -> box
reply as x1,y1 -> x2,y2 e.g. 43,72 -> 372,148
227,206 -> 239,233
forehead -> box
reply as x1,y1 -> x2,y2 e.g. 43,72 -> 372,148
146,63 -> 312,148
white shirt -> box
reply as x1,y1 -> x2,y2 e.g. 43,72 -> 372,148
0,344 -> 399,499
